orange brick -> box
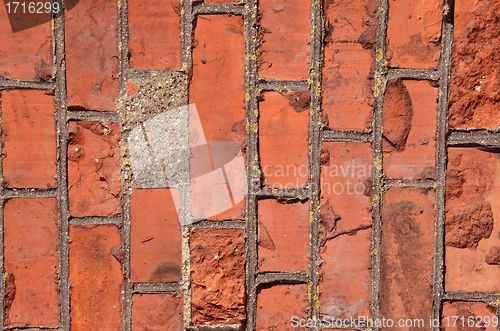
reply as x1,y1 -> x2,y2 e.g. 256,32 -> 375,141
441,302 -> 497,331
1,90 -> 56,188
132,294 -> 183,330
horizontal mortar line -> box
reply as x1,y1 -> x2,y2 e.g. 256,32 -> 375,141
442,292 -> 500,302
190,220 -> 246,229
0,78 -> 55,90
387,68 -> 440,81
258,79 -> 309,92
2,188 -> 57,199
256,187 -> 310,200
383,178 -> 435,189
132,282 -> 180,294
321,130 -> 372,143
256,271 -> 308,286
69,216 -> 123,226
66,109 -> 119,122
448,130 -> 500,148
185,324 -> 242,331
126,68 -> 186,79
192,2 -> 244,15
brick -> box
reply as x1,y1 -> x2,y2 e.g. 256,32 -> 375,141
69,225 -> 122,330
259,92 -> 309,188
383,80 -> 437,179
128,0 -> 181,70
130,188 -> 182,282
65,0 -> 119,111
441,302 -> 497,331
319,142 -> 372,319
380,187 -> 435,322
189,15 -> 246,221
3,198 -> 59,328
0,3 -> 52,80
445,148 -> 500,292
190,228 -> 245,325
132,294 -> 183,330
1,90 -> 56,188
322,0 -> 376,130
258,200 -> 309,271
258,0 -> 311,80
386,0 -> 442,68
256,285 -> 308,331
448,0 -> 500,129
68,121 -> 121,217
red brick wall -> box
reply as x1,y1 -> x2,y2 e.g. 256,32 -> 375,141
0,0 -> 498,329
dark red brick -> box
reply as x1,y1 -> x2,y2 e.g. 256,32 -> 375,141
128,0 -> 181,70
67,121 -> 121,217
1,90 -> 56,188
258,200 -> 309,272
259,92 -> 309,188
4,198 -> 59,328
258,0 -> 311,80
132,294 -> 183,330
130,188 -> 182,282
69,225 -> 122,330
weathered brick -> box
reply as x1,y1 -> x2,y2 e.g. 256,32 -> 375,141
258,0 -> 311,80
0,4 -> 52,80
67,121 -> 121,217
386,0 -> 442,68
448,0 -> 500,128
4,198 -> 59,328
1,90 -> 56,188
130,188 -> 182,282
445,148 -> 500,292
190,228 -> 245,325
189,15 -> 246,221
128,0 -> 181,70
320,142 -> 372,319
441,302 -> 497,331
132,294 -> 183,330
65,0 -> 119,111
256,285 -> 308,331
258,200 -> 309,271
322,0 -> 376,130
69,225 -> 122,330
380,187 -> 435,322
259,92 -> 309,188
383,80 -> 437,179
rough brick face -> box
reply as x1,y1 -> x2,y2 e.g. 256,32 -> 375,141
256,285 -> 308,331
320,142 -> 372,319
0,4 -> 52,80
130,188 -> 182,282
65,0 -> 119,111
128,0 -> 181,70
258,200 -> 309,272
441,302 -> 497,330
387,0 -> 442,68
69,225 -> 122,330
1,90 -> 56,188
132,294 -> 183,330
258,0 -> 311,80
445,148 -> 500,292
259,92 -> 309,188
383,80 -> 437,179
190,228 -> 245,325
322,0 -> 376,130
448,0 -> 499,129
380,187 -> 435,322
68,121 -> 121,217
3,198 -> 59,328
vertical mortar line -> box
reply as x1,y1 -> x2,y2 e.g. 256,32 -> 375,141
118,0 -> 132,328
181,0 -> 193,328
308,0 -> 323,328
0,90 -> 4,328
370,0 -> 388,327
54,0 -> 70,329
433,0 -> 454,327
243,0 -> 259,329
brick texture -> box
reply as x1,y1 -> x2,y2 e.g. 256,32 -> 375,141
132,294 -> 183,330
